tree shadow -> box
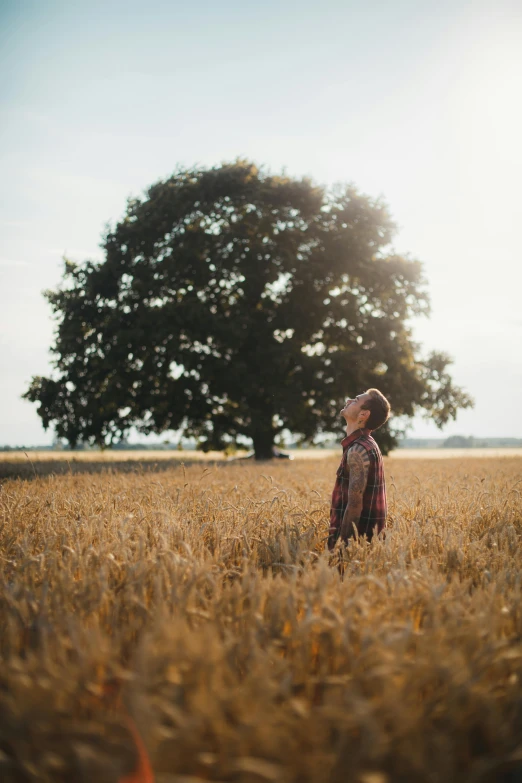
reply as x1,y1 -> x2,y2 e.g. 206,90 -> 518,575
0,458 -> 231,481
0,450 -> 295,480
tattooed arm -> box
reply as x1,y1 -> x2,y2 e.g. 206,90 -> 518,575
340,444 -> 370,543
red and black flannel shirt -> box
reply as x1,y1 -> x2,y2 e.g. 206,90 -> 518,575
328,428 -> 387,550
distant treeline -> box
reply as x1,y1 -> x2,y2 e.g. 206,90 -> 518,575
0,442 -> 188,452
399,436 -> 522,449
2,435 -> 522,452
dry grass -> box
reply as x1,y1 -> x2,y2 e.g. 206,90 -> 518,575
0,449 -> 233,463
1,456 -> 521,783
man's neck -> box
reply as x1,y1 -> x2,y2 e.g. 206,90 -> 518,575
345,422 -> 364,437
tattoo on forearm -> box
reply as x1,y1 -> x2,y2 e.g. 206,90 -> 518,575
340,446 -> 370,541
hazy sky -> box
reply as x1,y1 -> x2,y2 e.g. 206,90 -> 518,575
1,0 -> 521,445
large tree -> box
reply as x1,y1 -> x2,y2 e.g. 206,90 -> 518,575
25,161 -> 472,458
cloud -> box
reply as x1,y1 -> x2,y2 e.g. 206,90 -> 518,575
49,247 -> 104,261
0,220 -> 29,230
27,166 -> 130,196
0,258 -> 31,267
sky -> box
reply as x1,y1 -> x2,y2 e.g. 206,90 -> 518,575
1,0 -> 521,446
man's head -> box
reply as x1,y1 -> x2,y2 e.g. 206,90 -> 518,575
341,388 -> 391,431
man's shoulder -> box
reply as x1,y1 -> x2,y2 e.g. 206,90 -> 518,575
353,433 -> 383,457
347,441 -> 371,459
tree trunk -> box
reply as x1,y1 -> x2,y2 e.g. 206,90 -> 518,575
252,428 -> 275,460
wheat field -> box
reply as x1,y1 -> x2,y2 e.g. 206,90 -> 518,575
1,456 -> 521,783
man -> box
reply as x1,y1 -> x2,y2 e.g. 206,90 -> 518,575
328,388 -> 390,550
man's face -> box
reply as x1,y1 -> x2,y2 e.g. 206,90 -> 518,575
341,393 -> 371,424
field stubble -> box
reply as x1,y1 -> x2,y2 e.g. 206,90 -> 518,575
1,457 -> 521,783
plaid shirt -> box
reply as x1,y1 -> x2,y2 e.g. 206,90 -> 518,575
328,428 -> 387,549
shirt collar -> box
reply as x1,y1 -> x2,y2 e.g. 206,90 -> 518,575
341,428 -> 372,451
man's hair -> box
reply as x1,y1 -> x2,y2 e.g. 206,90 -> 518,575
362,388 -> 391,431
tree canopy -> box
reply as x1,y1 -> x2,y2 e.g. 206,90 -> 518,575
25,160 -> 472,457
